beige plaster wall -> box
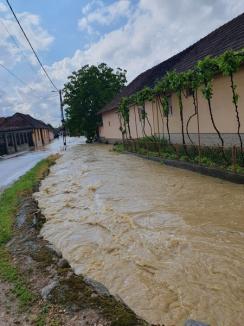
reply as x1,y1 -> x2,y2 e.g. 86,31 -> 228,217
99,110 -> 122,140
99,66 -> 244,144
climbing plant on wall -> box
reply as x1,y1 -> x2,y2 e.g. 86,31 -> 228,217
136,87 -> 154,138
197,56 -> 226,148
154,76 -> 171,143
218,50 -> 244,154
183,69 -> 201,145
118,49 -> 244,156
167,70 -> 188,153
118,97 -> 131,139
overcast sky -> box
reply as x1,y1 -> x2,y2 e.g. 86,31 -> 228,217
0,0 -> 243,126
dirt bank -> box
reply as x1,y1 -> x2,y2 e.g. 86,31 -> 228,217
35,144 -> 244,325
0,161 -> 147,325
1,197 -> 148,326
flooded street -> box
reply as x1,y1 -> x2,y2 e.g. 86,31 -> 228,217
35,144 -> 244,325
0,137 -> 85,190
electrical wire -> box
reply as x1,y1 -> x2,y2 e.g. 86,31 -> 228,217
0,16 -> 58,99
0,18 -> 38,76
0,61 -> 31,87
5,0 -> 59,92
0,62 -> 58,100
2,95 -> 58,109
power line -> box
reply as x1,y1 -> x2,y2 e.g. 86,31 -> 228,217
0,61 -> 31,87
0,17 -> 60,97
0,17 -> 51,90
0,4 -> 59,100
0,61 -> 57,100
5,0 -> 59,92
0,18 -> 38,76
4,0 -> 66,148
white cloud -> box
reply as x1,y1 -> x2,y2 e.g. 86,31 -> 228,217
0,2 -> 7,12
1,0 -> 244,126
0,3 -> 57,124
0,9 -> 54,67
15,12 -> 54,51
50,0 -> 244,84
79,0 -> 131,33
82,0 -> 103,15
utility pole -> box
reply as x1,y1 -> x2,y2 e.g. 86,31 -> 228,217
59,89 -> 66,150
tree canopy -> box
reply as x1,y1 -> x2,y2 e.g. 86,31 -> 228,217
63,63 -> 126,142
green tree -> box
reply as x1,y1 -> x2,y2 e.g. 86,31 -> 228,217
63,63 -> 126,142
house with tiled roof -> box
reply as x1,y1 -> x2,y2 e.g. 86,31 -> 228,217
0,112 -> 54,156
0,117 -> 5,126
98,13 -> 244,146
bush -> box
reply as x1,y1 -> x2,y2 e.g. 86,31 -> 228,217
179,155 -> 189,162
117,139 -> 244,175
236,165 -> 244,174
198,156 -> 216,167
113,144 -> 124,153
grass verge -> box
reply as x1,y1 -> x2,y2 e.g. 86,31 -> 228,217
0,155 -> 58,308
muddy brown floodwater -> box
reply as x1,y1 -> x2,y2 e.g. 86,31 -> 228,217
34,144 -> 244,326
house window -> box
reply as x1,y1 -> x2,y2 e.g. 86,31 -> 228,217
108,121 -> 111,127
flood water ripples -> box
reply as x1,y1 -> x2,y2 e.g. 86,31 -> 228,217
34,144 -> 244,325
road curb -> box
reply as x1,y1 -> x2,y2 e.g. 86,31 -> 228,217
123,151 -> 244,184
0,151 -> 29,160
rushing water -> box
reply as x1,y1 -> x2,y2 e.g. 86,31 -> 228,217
35,144 -> 244,325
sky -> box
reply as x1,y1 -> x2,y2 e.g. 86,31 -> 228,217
0,0 -> 243,126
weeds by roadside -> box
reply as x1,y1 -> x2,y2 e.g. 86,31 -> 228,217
114,139 -> 244,175
0,155 -> 58,308
0,153 -> 147,325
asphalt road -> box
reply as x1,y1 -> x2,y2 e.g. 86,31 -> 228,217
0,137 -> 84,190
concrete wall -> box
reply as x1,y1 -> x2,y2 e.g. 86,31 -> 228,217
99,66 -> 244,146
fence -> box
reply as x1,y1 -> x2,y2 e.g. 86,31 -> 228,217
123,138 -> 244,173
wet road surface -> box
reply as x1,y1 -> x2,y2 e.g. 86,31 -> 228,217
0,137 -> 84,190
35,144 -> 244,325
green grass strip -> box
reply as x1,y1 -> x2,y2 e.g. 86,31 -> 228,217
0,155 -> 58,307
